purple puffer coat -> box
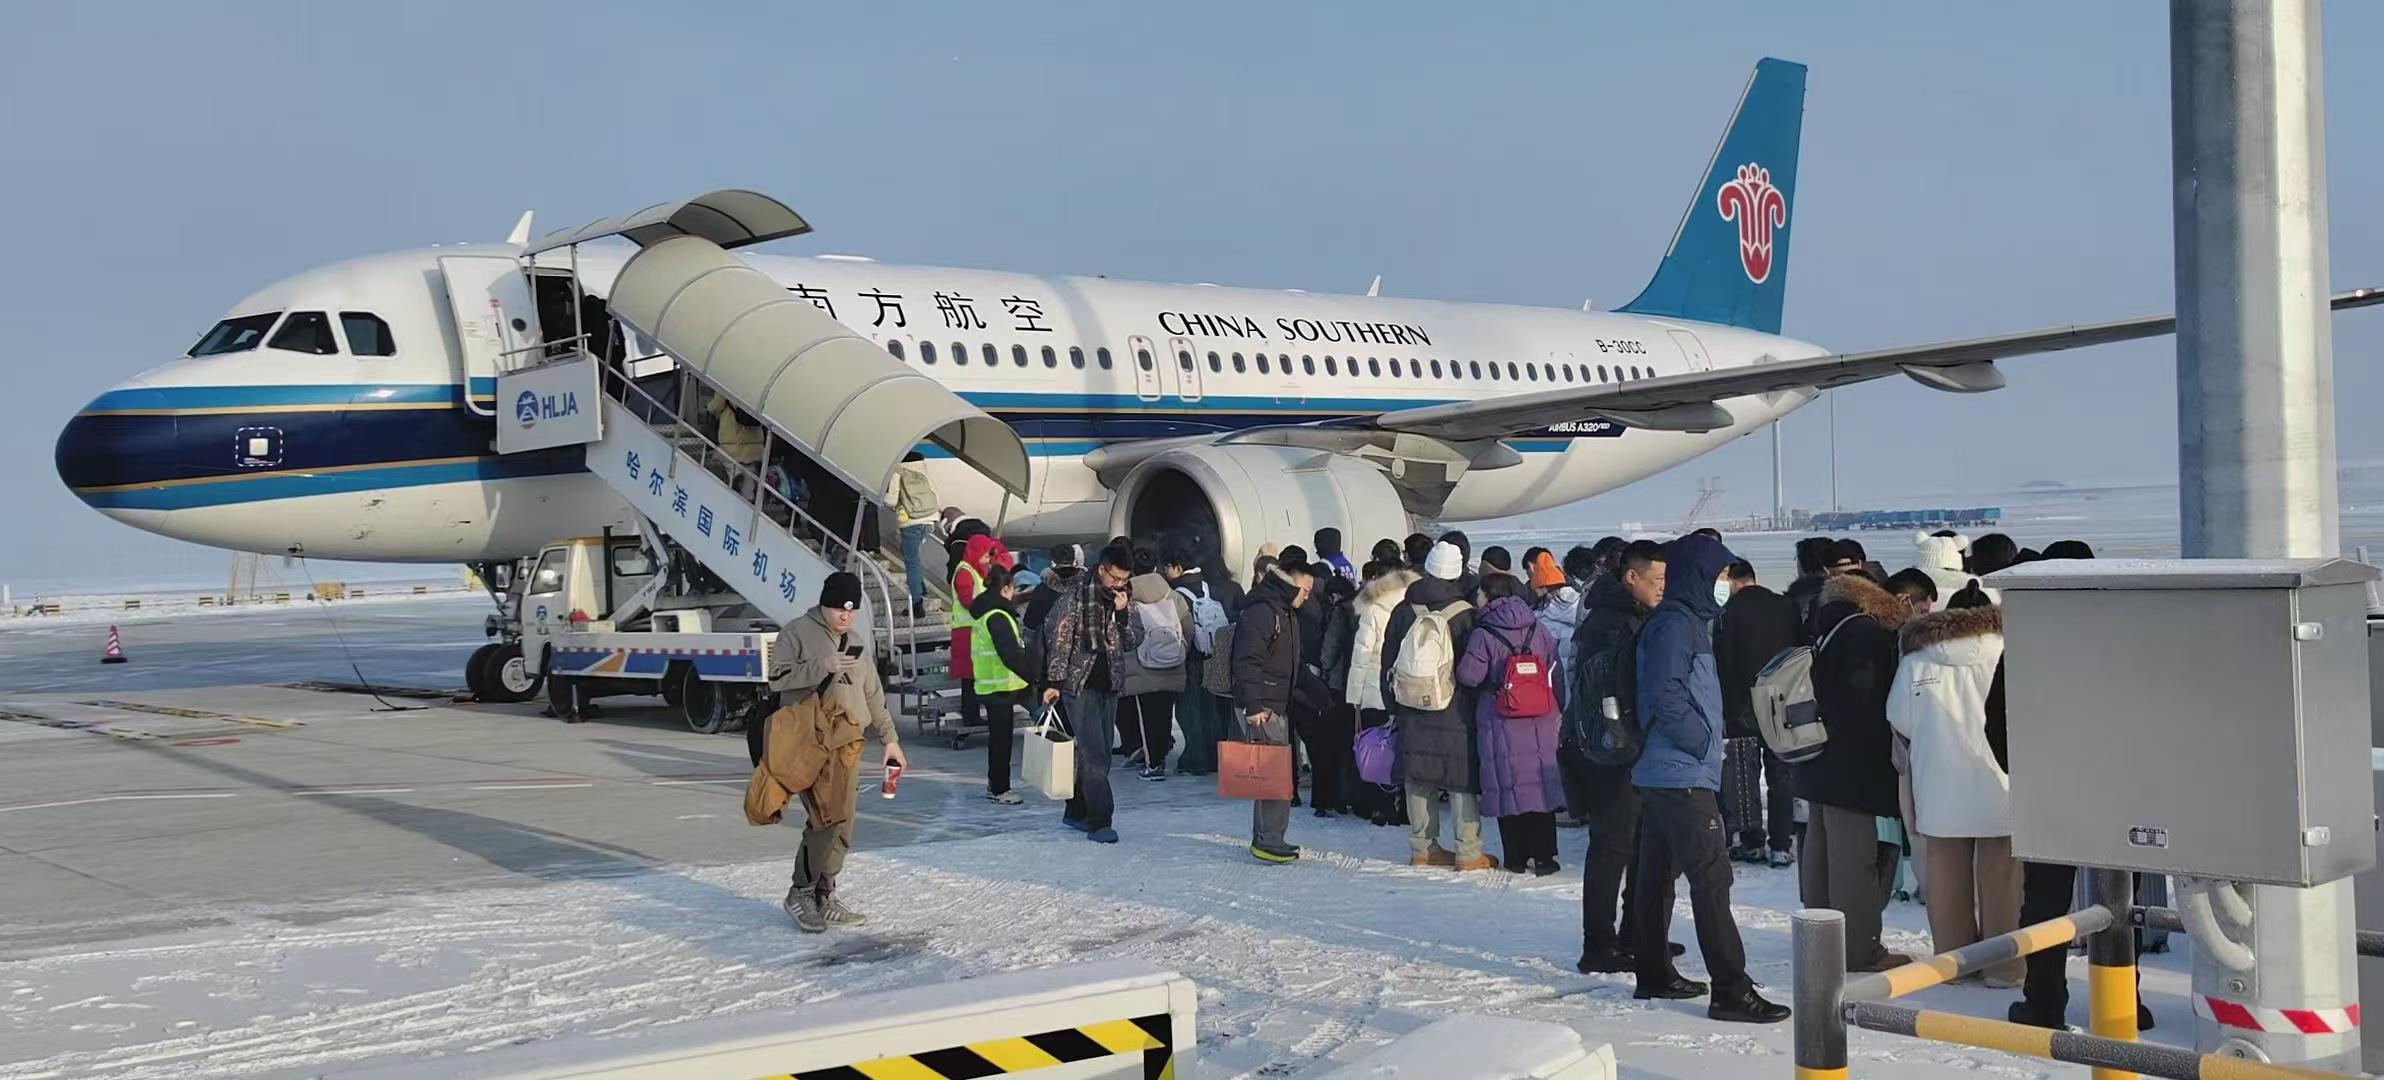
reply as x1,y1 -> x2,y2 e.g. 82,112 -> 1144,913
1455,594 -> 1567,817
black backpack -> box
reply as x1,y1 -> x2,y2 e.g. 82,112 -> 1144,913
1566,630 -> 1643,767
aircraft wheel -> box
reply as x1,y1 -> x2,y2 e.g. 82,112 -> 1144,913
478,642 -> 542,703
464,643 -> 498,701
681,676 -> 729,735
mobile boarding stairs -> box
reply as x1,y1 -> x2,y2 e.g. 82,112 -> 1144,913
482,190 -> 1031,731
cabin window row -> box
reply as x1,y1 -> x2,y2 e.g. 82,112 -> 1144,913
876,339 -> 1653,386
883,340 -> 1116,372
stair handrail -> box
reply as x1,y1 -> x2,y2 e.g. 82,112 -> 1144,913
589,352 -> 916,704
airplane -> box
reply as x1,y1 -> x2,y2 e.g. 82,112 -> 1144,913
55,57 -> 2384,587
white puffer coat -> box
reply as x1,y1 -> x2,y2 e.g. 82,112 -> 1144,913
1885,605 -> 2008,838
1344,569 -> 1420,711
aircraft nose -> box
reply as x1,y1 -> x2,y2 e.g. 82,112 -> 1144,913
56,380 -> 178,533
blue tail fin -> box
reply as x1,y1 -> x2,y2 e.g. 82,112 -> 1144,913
1618,58 -> 1808,335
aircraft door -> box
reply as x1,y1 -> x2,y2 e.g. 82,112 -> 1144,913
1168,336 -> 1203,402
1127,334 -> 1163,402
1666,328 -> 1714,372
439,254 -> 539,416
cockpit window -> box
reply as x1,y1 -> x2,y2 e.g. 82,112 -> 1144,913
187,312 -> 281,356
269,311 -> 339,355
340,312 -> 395,357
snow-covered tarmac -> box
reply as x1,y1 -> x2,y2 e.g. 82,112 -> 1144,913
0,602 -> 2197,1078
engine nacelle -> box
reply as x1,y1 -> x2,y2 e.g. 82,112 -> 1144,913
1108,444 -> 1412,577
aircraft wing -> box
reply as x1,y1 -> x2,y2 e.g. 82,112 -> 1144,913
1354,287 -> 2384,442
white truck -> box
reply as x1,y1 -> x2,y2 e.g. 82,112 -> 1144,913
468,532 -> 780,733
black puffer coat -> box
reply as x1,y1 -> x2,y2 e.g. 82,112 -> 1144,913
1794,574 -> 1907,819
1380,575 -> 1479,793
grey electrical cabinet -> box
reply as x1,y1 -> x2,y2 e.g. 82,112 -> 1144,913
1993,558 -> 2378,887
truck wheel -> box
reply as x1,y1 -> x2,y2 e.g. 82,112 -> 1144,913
681,677 -> 729,735
478,642 -> 543,704
464,643 -> 498,701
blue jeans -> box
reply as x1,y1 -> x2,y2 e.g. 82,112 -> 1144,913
1062,689 -> 1119,831
899,523 -> 932,603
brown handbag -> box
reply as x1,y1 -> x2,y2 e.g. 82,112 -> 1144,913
1216,736 -> 1293,801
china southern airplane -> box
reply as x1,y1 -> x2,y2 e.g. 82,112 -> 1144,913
53,58 -> 2383,574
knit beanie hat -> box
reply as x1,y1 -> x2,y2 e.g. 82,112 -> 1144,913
1424,541 -> 1464,581
1529,551 -> 1566,589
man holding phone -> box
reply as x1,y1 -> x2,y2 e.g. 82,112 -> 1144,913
766,571 -> 905,932
1040,542 -> 1143,844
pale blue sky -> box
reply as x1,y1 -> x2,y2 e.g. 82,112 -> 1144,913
6,3 -> 2383,588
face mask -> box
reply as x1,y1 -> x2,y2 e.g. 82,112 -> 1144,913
1713,580 -> 1733,607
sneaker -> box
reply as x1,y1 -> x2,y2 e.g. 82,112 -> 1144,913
1410,847 -> 1457,868
1728,844 -> 1767,865
1250,842 -> 1300,864
1530,858 -> 1562,877
1767,849 -> 1795,869
784,888 -> 826,933
1455,854 -> 1499,872
1138,765 -> 1167,782
1063,816 -> 1089,833
987,789 -> 1024,805
1087,827 -> 1119,844
1709,988 -> 1791,1024
817,892 -> 866,926
1634,974 -> 1709,1001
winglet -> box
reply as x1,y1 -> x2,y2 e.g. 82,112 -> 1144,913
506,211 -> 535,247
1366,274 -> 1382,298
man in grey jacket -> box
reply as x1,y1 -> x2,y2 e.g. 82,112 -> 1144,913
765,572 -> 906,932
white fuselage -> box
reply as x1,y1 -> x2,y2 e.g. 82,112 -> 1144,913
58,245 -> 1825,562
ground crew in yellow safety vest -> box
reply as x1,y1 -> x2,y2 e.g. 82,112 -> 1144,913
969,564 -> 1033,805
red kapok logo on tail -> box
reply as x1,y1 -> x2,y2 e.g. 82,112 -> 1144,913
1717,163 -> 1788,284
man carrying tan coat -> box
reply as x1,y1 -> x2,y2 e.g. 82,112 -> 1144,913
748,572 -> 905,933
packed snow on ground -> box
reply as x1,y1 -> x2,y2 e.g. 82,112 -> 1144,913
0,798 -> 2194,1079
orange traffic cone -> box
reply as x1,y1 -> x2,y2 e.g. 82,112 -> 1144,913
100,625 -> 128,664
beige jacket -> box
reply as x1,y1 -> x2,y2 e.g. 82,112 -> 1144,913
769,606 -> 900,749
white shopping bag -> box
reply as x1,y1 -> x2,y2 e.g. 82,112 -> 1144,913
1020,703 -> 1076,801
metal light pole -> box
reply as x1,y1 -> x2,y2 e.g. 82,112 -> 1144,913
1772,418 -> 1788,530
2171,0 -> 2360,1068
1827,393 -> 1840,512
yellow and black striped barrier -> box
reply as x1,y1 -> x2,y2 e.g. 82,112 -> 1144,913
773,1012 -> 1175,1080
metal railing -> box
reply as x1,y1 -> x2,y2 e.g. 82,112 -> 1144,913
568,348 -> 918,708
1791,867 -> 2360,1080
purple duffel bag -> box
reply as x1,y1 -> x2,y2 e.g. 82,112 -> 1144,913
1354,723 -> 1398,787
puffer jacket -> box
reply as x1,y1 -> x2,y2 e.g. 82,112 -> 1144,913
1344,569 -> 1420,711
1117,571 -> 1191,697
1230,572 -> 1303,715
1795,573 -> 1908,818
1632,534 -> 1733,792
1458,595 -> 1565,816
1381,575 -> 1480,793
1886,605 -> 2009,837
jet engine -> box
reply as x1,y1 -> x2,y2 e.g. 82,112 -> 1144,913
1107,444 -> 1412,576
